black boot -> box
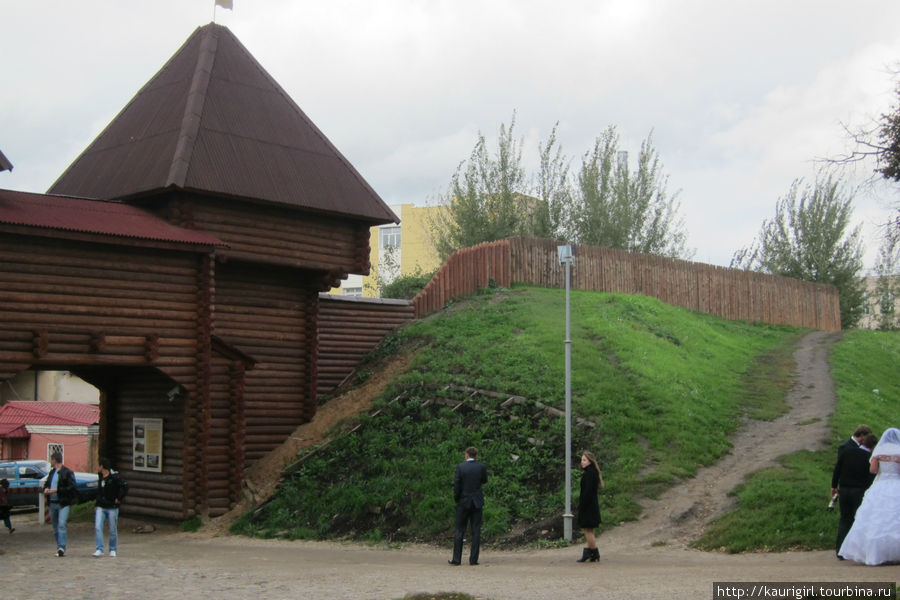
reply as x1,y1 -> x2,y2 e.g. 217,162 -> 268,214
589,547 -> 600,562
576,547 -> 591,562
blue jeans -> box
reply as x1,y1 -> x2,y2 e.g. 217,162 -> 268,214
94,507 -> 119,552
49,502 -> 70,551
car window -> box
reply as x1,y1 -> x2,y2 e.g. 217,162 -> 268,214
21,466 -> 43,479
0,466 -> 14,478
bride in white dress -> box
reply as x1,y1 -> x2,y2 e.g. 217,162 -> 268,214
838,427 -> 900,565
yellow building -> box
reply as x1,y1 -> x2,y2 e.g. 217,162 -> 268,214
332,204 -> 444,298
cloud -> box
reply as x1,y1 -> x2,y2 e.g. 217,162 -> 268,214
2,1 -> 899,270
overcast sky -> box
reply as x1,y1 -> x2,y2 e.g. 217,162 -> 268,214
2,1 -> 899,268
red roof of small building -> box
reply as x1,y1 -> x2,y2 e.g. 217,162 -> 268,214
0,401 -> 99,438
0,188 -> 225,248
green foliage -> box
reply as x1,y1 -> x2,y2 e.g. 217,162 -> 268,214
693,451 -> 836,552
872,227 -> 900,330
876,78 -> 900,183
693,329 -> 900,552
381,271 -> 436,300
181,515 -> 202,532
430,116 -> 691,261
828,329 -> 900,437
573,127 -> 689,258
430,113 -> 537,261
740,343 -> 796,420
233,286 -> 801,546
731,176 -> 866,328
67,501 -> 95,523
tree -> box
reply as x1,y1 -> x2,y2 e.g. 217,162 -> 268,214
877,82 -> 900,183
535,122 -> 572,241
832,72 -> 900,254
571,127 -> 689,258
731,177 -> 866,328
429,114 -> 530,260
871,225 -> 900,330
431,118 -> 691,260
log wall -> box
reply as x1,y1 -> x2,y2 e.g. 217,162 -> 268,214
158,195 -> 372,281
0,233 -> 213,519
317,294 -> 415,397
108,369 -> 191,520
0,234 -> 205,382
207,351 -> 246,516
214,262 -> 318,465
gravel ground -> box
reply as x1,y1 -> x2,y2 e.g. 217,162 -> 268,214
1,515 -> 897,600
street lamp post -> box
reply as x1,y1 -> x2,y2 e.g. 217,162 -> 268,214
557,244 -> 574,542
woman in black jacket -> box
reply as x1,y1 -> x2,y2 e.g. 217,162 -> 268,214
576,450 -> 604,563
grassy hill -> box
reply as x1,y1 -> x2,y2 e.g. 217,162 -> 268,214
230,284 -> 899,551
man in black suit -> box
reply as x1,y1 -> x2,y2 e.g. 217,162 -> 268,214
449,446 -> 488,566
835,425 -> 871,459
832,428 -> 876,558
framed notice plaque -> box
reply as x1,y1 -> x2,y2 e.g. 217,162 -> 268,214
133,418 -> 163,472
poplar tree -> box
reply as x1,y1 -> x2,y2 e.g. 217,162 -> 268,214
731,177 -> 865,328
571,127 -> 688,258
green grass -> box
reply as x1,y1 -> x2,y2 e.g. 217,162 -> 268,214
693,329 -> 900,552
233,284 -> 807,547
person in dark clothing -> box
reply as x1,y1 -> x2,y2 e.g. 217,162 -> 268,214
449,446 -> 488,566
576,450 -> 604,563
42,451 -> 77,557
93,457 -> 126,557
831,432 -> 876,558
836,425 -> 872,458
0,478 -> 13,533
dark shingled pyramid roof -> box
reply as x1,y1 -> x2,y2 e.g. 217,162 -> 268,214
49,23 -> 397,224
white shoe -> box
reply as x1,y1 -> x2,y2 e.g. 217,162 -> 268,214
92,550 -> 103,557
109,550 -> 117,557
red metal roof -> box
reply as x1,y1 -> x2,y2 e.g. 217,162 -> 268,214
0,401 -> 99,437
49,23 -> 398,225
0,188 -> 225,248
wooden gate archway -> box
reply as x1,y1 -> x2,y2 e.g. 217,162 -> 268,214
1,23 -> 398,520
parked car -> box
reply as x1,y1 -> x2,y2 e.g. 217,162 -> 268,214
0,460 -> 99,506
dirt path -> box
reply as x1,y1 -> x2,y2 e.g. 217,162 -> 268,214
602,330 -> 843,549
5,330 -> 898,599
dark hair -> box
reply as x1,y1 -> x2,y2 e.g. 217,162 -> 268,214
99,456 -> 112,470
465,446 -> 477,459
854,425 -> 873,438
1,478 -> 8,488
863,434 -> 878,450
50,451 -> 63,464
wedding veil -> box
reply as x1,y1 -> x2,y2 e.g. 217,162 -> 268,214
871,427 -> 900,484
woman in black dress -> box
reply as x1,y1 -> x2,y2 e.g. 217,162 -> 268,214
576,450 -> 603,562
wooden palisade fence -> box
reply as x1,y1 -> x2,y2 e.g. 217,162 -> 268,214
413,237 -> 841,331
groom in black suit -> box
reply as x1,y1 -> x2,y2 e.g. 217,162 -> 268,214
836,425 -> 871,458
449,446 -> 488,566
832,427 -> 876,558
